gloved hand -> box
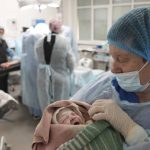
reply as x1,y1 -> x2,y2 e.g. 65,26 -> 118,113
88,99 -> 148,145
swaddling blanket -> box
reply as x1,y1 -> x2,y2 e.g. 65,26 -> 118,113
32,100 -> 123,150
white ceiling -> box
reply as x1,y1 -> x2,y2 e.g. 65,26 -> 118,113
17,0 -> 61,7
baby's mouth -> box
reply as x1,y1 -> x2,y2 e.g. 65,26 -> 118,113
73,121 -> 80,125
72,118 -> 82,125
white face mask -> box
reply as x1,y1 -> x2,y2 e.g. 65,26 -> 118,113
114,62 -> 150,92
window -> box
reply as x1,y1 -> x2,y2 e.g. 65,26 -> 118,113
134,4 -> 150,8
93,0 -> 109,5
77,0 -> 91,6
112,6 -> 131,23
112,0 -> 131,4
77,0 -> 150,43
78,8 -> 91,40
94,8 -> 108,40
134,0 -> 150,2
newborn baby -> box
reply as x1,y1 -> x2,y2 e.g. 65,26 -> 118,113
52,107 -> 85,125
52,104 -> 93,125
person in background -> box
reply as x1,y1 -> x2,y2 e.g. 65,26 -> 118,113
0,26 -> 20,92
61,25 -> 78,63
21,23 -> 49,119
71,7 -> 150,149
35,19 -> 75,112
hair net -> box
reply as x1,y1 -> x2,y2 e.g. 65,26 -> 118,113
49,18 -> 62,33
107,7 -> 150,61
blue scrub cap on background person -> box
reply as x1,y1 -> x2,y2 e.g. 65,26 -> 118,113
107,7 -> 150,61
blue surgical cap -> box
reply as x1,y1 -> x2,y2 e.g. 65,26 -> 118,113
107,7 -> 150,61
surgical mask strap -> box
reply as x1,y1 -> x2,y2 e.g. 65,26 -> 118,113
139,61 -> 149,72
139,61 -> 150,85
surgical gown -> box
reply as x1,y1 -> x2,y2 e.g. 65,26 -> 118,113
61,26 -> 78,63
21,32 -> 42,116
35,34 -> 74,112
71,71 -> 150,150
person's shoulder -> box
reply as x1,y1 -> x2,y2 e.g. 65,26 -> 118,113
35,36 -> 45,48
0,39 -> 7,44
56,34 -> 69,45
56,34 -> 66,41
96,71 -> 114,81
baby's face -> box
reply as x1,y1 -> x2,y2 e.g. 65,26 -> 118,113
57,108 -> 84,125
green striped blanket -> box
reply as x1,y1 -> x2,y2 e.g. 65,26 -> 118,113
57,120 -> 123,150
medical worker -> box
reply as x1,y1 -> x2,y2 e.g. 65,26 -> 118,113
61,25 -> 78,63
0,26 -> 20,92
21,23 -> 49,118
72,7 -> 150,149
35,19 -> 75,112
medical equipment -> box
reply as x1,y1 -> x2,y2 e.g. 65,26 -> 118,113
78,57 -> 93,69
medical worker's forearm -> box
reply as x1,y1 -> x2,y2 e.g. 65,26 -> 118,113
123,135 -> 150,150
88,100 -> 150,146
125,125 -> 149,145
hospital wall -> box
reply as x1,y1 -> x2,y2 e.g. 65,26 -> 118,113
61,0 -> 78,39
0,0 -> 77,39
0,0 -> 57,38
